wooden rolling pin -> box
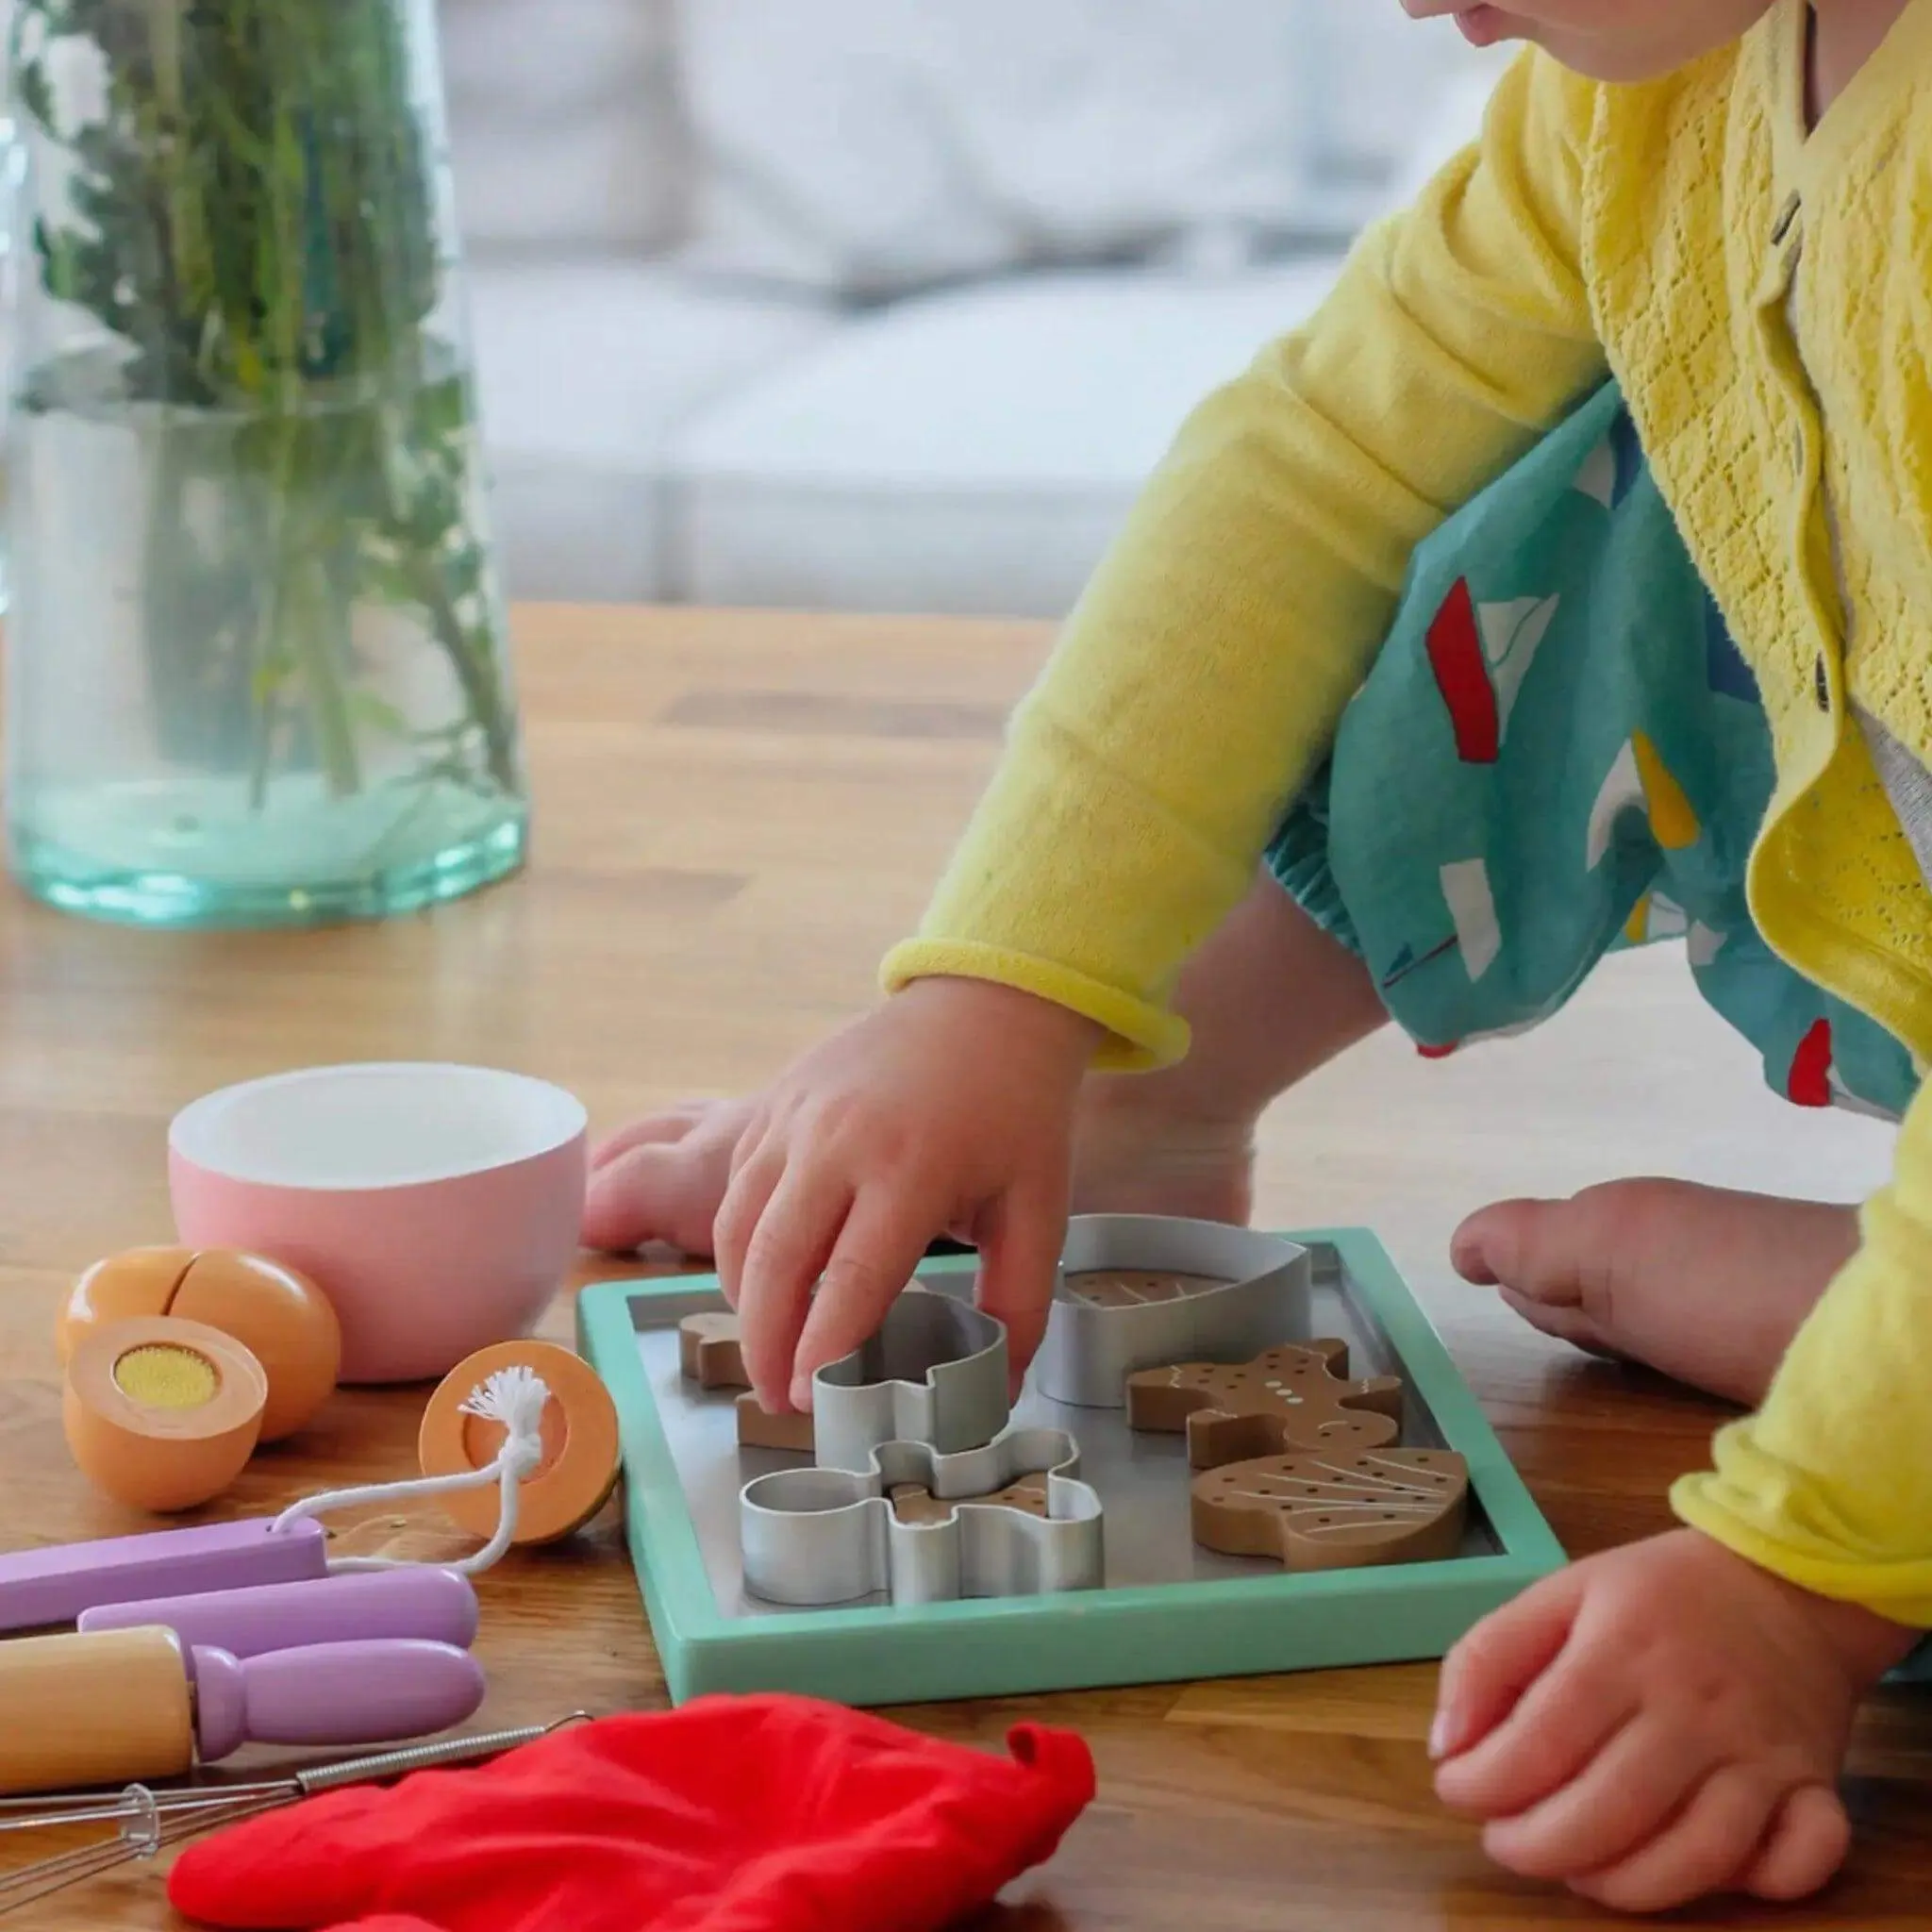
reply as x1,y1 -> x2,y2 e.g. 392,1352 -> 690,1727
0,1624 -> 485,1797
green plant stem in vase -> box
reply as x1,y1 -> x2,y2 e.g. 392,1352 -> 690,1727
3,0 -> 528,927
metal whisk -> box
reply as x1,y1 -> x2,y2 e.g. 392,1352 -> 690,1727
0,1712 -> 592,1916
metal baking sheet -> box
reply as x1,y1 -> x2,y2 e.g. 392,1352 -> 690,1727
625,1246 -> 1502,1620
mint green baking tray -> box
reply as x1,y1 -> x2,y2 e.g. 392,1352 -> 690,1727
576,1230 -> 1567,1707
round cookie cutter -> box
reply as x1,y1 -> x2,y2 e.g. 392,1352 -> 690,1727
418,1341 -> 622,1546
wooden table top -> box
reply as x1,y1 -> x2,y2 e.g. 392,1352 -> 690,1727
2,603 -> 1927,1928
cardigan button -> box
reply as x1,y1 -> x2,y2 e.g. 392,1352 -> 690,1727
1815,658 -> 1831,712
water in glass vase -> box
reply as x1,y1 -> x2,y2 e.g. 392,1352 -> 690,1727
6,343 -> 528,929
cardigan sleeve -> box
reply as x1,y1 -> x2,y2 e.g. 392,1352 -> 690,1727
879,48 -> 1608,1067
1674,1074 -> 1932,1626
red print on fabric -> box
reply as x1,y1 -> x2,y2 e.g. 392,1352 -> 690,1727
1425,578 -> 1500,765
1787,1019 -> 1833,1108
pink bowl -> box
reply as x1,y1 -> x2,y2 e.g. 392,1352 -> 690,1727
169,1063 -> 589,1384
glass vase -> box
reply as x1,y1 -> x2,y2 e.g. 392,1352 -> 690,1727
1,0 -> 528,928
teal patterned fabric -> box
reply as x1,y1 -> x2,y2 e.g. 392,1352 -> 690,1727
1268,379 -> 1916,1124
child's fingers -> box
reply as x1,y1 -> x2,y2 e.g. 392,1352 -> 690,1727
788,1186 -> 946,1408
729,1164 -> 853,1409
971,1178 -> 1070,1384
714,1139 -> 785,1319
1740,1784 -> 1850,1903
1431,1566 -> 1588,1764
1570,1767 -> 1783,1915
1435,1605 -> 1637,1817
1480,1713 -> 1713,1882
582,1132 -> 737,1256
589,1105 -> 709,1171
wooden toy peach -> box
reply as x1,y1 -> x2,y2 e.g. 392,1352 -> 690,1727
1191,1449 -> 1470,1572
58,1246 -> 341,1442
63,1316 -> 269,1513
678,1312 -> 816,1453
1125,1339 -> 1406,1470
168,1063 -> 588,1384
419,1341 -> 622,1545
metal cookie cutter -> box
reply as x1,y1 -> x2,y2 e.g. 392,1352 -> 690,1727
740,1426 -> 1103,1607
809,1288 -> 1010,1474
1035,1215 -> 1310,1408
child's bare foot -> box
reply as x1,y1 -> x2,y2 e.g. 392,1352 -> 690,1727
1068,1078 -> 1257,1225
1451,1180 -> 1860,1408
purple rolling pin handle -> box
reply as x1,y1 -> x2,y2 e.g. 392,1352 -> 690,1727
78,1565 -> 480,1657
0,1518 -> 327,1634
193,1640 -> 489,1761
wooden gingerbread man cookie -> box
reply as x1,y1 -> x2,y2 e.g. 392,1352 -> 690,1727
1191,1448 -> 1469,1572
678,1312 -> 814,1454
1125,1338 -> 1405,1470
889,1474 -> 1050,1526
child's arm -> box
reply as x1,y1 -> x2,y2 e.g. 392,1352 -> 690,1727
1674,1092 -> 1932,1626
724,50 -> 1609,1410
882,48 -> 1607,1071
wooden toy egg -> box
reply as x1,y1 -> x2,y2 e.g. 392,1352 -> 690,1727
58,1247 -> 341,1442
418,1340 -> 621,1545
63,1316 -> 269,1513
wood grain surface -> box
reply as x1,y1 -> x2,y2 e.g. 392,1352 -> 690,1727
1,605 -> 1927,1928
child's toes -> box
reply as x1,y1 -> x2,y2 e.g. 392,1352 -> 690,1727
1568,1768 -> 1782,1915
1740,1784 -> 1851,1903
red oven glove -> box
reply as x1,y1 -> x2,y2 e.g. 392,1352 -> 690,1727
167,1693 -> 1095,1932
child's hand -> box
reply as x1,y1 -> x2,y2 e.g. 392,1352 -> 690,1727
715,976 -> 1102,1414
1431,1527 -> 1916,1912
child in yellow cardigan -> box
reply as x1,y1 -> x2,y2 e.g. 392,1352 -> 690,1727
587,0 -> 1932,1910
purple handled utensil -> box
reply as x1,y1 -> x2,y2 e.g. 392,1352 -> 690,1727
0,1519 -> 327,1634
192,1639 -> 488,1759
78,1565 -> 479,1657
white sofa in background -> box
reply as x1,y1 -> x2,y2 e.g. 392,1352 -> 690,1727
443,1 -> 1507,619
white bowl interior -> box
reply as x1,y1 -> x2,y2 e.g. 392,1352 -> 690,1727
171,1063 -> 587,1191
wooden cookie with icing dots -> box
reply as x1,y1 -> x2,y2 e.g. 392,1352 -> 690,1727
677,1312 -> 815,1453
1125,1338 -> 1405,1470
1062,1269 -> 1231,1309
889,1474 -> 1051,1526
1191,1448 -> 1470,1572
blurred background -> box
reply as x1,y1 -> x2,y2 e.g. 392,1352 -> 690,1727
443,1 -> 1509,620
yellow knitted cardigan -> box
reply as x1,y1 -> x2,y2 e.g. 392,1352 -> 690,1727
881,0 -> 1932,1625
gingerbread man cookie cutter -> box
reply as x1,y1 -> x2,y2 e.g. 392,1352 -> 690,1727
739,1426 -> 1103,1607
1034,1216 -> 1311,1408
808,1288 -> 1010,1475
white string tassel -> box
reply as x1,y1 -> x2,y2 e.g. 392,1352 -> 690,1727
271,1366 -> 552,1578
